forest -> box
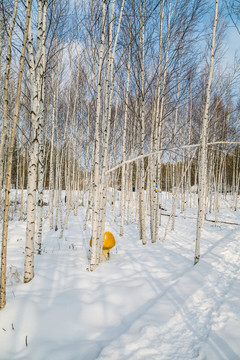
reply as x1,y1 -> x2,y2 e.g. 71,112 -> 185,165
0,1 -> 239,357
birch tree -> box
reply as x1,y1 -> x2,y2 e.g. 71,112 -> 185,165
120,0 -> 133,237
90,0 -> 107,271
138,0 -> 146,245
90,0 -> 126,268
24,0 -> 47,282
195,0 -> 219,264
0,0 -> 18,205
150,0 -> 165,243
0,0 -> 33,310
36,0 -> 47,255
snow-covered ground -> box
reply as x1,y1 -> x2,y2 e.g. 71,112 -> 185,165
0,192 -> 239,360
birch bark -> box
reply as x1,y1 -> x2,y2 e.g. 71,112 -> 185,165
139,0 -> 146,245
36,0 -> 47,254
98,0 -> 126,261
90,0 -> 107,271
120,0 -> 133,237
48,70 -> 58,229
0,0 -> 18,204
24,0 -> 46,281
0,0 -> 33,309
171,48 -> 181,231
151,0 -> 165,242
153,0 -> 170,243
195,0 -> 218,264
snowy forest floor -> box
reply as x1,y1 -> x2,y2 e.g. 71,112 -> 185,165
0,191 -> 240,360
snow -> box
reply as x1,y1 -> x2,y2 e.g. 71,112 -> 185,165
0,192 -> 240,360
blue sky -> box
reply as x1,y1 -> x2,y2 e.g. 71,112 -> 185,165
225,26 -> 240,67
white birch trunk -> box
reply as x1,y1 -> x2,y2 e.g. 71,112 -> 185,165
171,48 -> 181,231
25,0 -> 46,281
36,0 -> 47,254
90,0 -> 107,271
98,0 -> 126,262
195,0 -> 218,264
137,0 -> 146,245
120,0 -> 133,236
0,0 -> 32,309
153,0 -> 168,243
0,0 -> 19,204
48,69 -> 58,229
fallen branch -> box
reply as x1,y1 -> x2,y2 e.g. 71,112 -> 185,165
205,218 -> 240,226
161,213 -> 240,226
106,142 -> 240,174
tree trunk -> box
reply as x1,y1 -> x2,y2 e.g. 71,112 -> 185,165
90,0 -> 107,271
24,0 -> 46,282
0,0 -> 19,205
0,0 -> 33,310
195,0 -> 218,265
36,0 -> 47,255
